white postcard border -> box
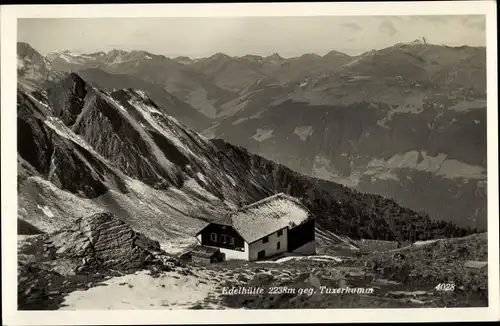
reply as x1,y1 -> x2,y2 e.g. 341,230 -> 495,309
1,2 -> 498,324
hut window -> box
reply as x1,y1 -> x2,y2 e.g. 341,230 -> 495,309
229,237 -> 235,245
210,233 -> 217,242
262,236 -> 269,243
277,242 -> 281,250
277,230 -> 283,237
221,234 -> 227,243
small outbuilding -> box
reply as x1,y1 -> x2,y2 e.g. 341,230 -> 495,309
179,245 -> 226,264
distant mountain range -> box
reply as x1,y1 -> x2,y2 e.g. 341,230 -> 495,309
24,40 -> 488,230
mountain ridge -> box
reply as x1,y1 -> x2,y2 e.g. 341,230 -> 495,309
42,39 -> 485,62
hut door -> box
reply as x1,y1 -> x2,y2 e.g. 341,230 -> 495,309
257,250 -> 266,259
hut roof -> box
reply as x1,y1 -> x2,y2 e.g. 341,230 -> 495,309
231,193 -> 312,243
196,193 -> 312,244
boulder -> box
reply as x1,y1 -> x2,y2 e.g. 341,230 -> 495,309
47,212 -> 166,273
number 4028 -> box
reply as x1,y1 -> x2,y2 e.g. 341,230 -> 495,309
435,283 -> 455,291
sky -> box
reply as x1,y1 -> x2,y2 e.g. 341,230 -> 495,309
18,15 -> 486,58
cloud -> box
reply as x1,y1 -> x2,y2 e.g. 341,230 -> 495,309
405,15 -> 449,23
134,31 -> 150,38
390,16 -> 404,21
421,16 -> 449,23
342,22 -> 362,31
379,20 -> 397,36
463,16 -> 486,31
18,16 -> 485,58
469,21 -> 486,31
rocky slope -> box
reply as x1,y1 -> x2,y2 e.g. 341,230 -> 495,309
18,74 -> 232,241
17,42 -> 63,92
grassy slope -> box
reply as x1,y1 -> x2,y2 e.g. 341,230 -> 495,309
365,233 -> 488,299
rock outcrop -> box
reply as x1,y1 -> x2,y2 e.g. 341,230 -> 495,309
47,73 -> 88,126
46,212 -> 174,274
18,212 -> 183,309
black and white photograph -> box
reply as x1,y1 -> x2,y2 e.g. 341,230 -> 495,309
1,2 -> 499,324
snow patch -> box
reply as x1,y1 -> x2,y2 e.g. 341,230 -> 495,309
298,78 -> 311,88
135,90 -> 149,101
57,52 -> 87,65
37,204 -> 55,218
196,172 -> 207,184
450,99 -> 487,112
111,53 -> 124,64
182,177 -> 221,203
130,98 -> 199,161
257,255 -> 343,264
59,270 -> 224,310
366,151 -> 485,180
19,176 -> 104,232
130,98 -> 162,115
45,117 -> 98,154
225,174 -> 237,187
25,92 -> 50,110
251,128 -> 274,142
293,126 -> 313,140
106,95 -> 128,113
17,56 -> 25,69
232,117 -> 248,125
412,239 -> 441,247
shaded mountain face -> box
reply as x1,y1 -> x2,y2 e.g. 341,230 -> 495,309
17,43 -> 475,248
206,44 -> 488,230
75,68 -> 211,130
